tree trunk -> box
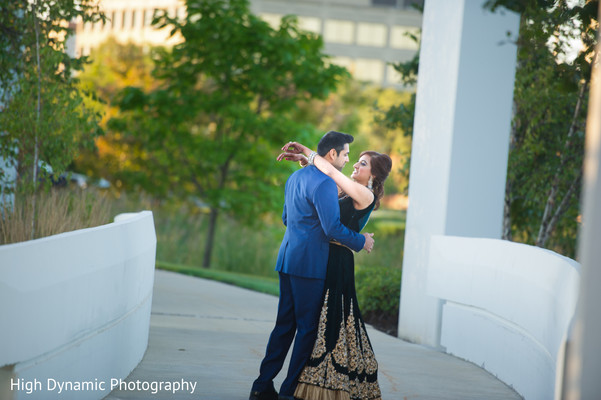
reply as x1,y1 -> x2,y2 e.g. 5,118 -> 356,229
502,178 -> 512,240
202,206 -> 219,268
503,97 -> 518,241
31,0 -> 42,240
536,171 -> 582,248
535,82 -> 587,247
536,184 -> 558,247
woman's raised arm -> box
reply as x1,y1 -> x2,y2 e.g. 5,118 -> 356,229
277,141 -> 374,210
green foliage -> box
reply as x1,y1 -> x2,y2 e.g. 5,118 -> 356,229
355,209 -> 405,269
365,88 -> 414,194
78,38 -> 157,101
0,53 -> 102,193
487,0 -> 597,256
0,0 -> 104,240
0,1 -> 104,194
110,0 -> 348,266
110,0 -> 346,216
371,30 -> 419,194
155,207 -> 283,277
109,191 -> 405,276
289,76 -> 363,140
108,192 -> 283,276
75,38 -> 157,182
291,76 -> 413,194
373,28 -> 419,138
355,265 -> 402,316
0,1 -> 102,85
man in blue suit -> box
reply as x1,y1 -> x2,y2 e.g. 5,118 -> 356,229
250,131 -> 375,400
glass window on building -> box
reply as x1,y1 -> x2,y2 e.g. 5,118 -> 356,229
111,11 -> 116,30
355,58 -> 384,83
298,16 -> 321,34
330,56 -> 354,73
131,10 -> 137,29
390,26 -> 420,50
260,13 -> 282,29
177,7 -> 187,20
386,63 -> 403,85
122,10 -> 127,30
372,0 -> 424,8
357,22 -> 387,47
324,19 -> 354,45
372,0 -> 397,6
143,9 -> 151,27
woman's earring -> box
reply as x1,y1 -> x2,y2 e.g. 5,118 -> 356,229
368,176 -> 373,190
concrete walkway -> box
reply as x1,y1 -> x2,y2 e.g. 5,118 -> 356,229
104,270 -> 522,400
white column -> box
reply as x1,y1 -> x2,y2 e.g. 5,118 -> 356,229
398,0 -> 519,346
560,13 -> 601,399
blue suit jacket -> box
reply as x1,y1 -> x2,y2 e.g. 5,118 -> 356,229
275,165 -> 366,280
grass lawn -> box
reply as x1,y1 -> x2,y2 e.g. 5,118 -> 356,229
156,260 -> 280,296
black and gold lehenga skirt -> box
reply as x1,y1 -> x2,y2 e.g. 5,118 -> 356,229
294,244 -> 382,400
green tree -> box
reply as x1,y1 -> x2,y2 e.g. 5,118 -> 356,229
373,28 -> 420,195
0,0 -> 104,239
373,33 -> 419,140
486,0 -> 598,256
290,77 -> 412,195
76,38 -> 156,183
110,0 -> 347,267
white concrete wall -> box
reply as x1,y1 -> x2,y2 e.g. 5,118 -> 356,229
427,235 -> 580,400
0,211 -> 156,400
398,0 -> 520,345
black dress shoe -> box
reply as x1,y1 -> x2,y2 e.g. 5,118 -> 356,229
249,389 -> 278,400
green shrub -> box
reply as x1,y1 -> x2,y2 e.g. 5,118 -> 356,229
355,264 -> 401,315
369,220 -> 406,237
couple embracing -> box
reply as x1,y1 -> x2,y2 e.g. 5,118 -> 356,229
250,131 -> 392,400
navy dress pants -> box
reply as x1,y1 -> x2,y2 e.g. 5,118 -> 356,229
252,272 -> 325,397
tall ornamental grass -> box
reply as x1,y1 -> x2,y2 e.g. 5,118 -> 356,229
0,188 -> 111,245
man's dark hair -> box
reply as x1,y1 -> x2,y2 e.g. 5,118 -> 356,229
316,130 -> 354,157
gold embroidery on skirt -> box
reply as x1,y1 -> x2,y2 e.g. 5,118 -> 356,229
359,323 -> 378,375
333,295 -> 348,367
346,302 -> 361,374
294,291 -> 383,400
311,289 -> 329,359
298,353 -> 348,391
324,353 -> 349,391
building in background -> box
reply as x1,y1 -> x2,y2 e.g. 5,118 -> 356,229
73,0 -> 422,87
73,0 -> 186,56
249,0 -> 422,87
